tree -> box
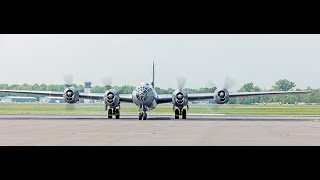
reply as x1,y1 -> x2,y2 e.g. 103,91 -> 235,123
273,79 -> 296,91
32,83 -> 40,91
39,84 -> 47,91
272,79 -> 297,104
304,87 -> 320,103
237,83 -> 261,104
239,83 -> 261,92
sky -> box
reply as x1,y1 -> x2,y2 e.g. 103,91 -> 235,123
0,34 -> 319,91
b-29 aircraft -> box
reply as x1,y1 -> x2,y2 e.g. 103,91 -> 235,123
0,62 -> 309,120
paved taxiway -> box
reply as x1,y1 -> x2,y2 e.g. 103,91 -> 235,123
1,114 -> 320,145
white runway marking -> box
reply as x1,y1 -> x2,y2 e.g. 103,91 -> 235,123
74,132 -> 155,135
287,133 -> 320,136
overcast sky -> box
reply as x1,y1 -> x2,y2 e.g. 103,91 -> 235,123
0,34 -> 319,91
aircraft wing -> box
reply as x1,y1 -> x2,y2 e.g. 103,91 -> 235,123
156,91 -> 309,104
157,94 -> 172,104
119,94 -> 133,103
0,90 -> 66,97
0,89 -> 105,100
0,90 -> 134,102
228,91 -> 310,98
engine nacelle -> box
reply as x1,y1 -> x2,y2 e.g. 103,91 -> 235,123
104,89 -> 120,107
63,87 -> 79,104
172,90 -> 188,108
213,88 -> 229,104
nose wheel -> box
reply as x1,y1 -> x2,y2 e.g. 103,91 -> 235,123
138,105 -> 148,120
139,112 -> 147,120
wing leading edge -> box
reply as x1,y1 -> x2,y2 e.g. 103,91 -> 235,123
0,90 -> 133,102
229,91 -> 310,98
156,90 -> 310,104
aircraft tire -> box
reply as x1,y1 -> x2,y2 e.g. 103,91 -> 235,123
115,109 -> 120,119
108,109 -> 112,119
138,112 -> 142,120
182,109 -> 186,119
175,109 -> 179,119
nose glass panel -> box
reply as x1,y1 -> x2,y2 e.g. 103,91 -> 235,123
135,85 -> 150,101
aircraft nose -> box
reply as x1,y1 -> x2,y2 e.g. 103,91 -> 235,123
136,92 -> 148,101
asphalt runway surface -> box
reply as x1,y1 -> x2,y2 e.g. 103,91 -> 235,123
1,114 -> 320,145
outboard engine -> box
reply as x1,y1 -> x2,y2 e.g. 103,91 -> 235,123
213,88 -> 230,104
104,89 -> 120,107
172,90 -> 188,108
63,87 -> 79,104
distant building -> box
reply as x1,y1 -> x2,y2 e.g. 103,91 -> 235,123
84,82 -> 93,103
39,96 -> 84,103
1,96 -> 37,103
190,100 -> 214,104
39,97 -> 65,103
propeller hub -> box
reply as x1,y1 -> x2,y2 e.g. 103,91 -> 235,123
218,91 -> 225,97
107,93 -> 114,99
67,91 -> 73,97
177,93 -> 183,100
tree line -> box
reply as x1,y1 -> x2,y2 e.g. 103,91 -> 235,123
0,79 -> 319,104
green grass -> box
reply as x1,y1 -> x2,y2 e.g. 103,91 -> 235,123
1,103 -> 320,115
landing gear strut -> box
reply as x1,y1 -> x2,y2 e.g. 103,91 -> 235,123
138,105 -> 148,120
174,107 -> 187,119
106,106 -> 120,119
138,112 -> 147,120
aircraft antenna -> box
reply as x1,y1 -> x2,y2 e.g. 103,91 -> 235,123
151,61 -> 155,88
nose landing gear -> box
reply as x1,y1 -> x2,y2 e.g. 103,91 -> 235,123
138,105 -> 148,120
138,112 -> 147,120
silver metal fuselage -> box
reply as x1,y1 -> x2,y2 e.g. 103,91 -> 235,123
131,83 -> 158,111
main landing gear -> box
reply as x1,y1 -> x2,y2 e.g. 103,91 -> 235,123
138,105 -> 148,120
174,108 -> 186,119
106,106 -> 120,119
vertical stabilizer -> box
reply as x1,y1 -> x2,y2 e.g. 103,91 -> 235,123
151,61 -> 155,88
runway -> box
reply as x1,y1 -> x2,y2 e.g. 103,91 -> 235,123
1,114 -> 320,145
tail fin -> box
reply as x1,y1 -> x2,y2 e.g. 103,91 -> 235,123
151,61 -> 155,88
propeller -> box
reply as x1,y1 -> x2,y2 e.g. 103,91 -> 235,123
206,80 -> 217,93
66,90 -> 73,97
101,77 -> 116,104
63,74 -> 74,87
62,74 -> 76,109
206,76 -> 236,90
223,76 -> 236,90
107,92 -> 115,100
175,77 -> 188,109
176,93 -> 184,100
204,76 -> 236,112
101,77 -> 113,90
177,77 -> 187,91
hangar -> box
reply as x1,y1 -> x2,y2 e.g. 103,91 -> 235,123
39,97 -> 65,103
1,96 -> 37,103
